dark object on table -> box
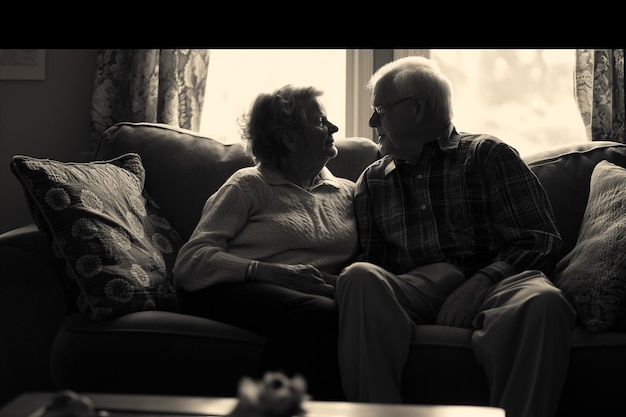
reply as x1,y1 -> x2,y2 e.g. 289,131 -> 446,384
38,390 -> 108,417
226,372 -> 309,417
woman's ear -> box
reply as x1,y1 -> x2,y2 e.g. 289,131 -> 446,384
281,133 -> 300,151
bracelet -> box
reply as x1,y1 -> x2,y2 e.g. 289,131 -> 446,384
245,260 -> 259,282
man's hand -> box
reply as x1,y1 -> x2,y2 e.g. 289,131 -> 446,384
436,273 -> 494,328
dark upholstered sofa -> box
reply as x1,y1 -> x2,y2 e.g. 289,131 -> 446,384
1,122 -> 625,416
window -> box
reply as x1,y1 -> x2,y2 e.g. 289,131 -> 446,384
200,49 -> 588,157
428,49 -> 588,156
200,49 -> 347,144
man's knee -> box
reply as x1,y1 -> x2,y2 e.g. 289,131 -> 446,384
513,274 -> 576,325
337,262 -> 380,288
339,261 -> 374,279
335,262 -> 394,300
532,283 -> 576,321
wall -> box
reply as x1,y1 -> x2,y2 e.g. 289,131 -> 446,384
0,49 -> 98,233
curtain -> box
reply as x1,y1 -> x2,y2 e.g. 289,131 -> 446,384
87,48 -> 624,152
575,49 -> 625,143
88,49 -> 210,154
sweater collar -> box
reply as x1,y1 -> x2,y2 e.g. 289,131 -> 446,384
259,165 -> 342,190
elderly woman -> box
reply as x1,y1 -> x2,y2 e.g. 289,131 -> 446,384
173,85 -> 357,401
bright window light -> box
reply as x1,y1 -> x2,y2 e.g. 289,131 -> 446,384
200,49 -> 588,157
430,49 -> 588,156
200,49 -> 346,144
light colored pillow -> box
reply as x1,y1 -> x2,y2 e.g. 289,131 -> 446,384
552,160 -> 626,332
11,153 -> 182,321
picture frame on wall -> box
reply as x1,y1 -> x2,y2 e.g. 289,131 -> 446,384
0,49 -> 45,80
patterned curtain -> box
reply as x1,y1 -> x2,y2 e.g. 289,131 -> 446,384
88,49 -> 210,153
575,49 -> 625,143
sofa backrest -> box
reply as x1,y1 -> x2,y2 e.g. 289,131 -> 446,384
95,122 -> 626,263
524,141 -> 626,260
94,122 -> 380,241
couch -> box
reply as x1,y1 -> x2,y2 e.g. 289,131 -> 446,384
1,122 -> 625,416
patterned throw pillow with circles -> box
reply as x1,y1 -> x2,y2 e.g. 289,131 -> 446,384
11,152 -> 182,321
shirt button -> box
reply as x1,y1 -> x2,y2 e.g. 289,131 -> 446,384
421,204 -> 427,210
417,174 -> 423,179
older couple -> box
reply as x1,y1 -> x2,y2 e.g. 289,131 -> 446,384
173,57 -> 576,417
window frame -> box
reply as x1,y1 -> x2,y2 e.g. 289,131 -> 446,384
348,49 -> 430,139
346,49 -> 374,139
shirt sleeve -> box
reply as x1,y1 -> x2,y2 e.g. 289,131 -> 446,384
173,182 -> 252,291
354,167 -> 388,267
477,142 -> 562,282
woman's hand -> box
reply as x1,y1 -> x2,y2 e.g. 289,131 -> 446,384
257,263 -> 335,298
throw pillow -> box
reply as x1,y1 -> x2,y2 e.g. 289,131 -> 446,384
11,153 -> 183,321
552,160 -> 626,332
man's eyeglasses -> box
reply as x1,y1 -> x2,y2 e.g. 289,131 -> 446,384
372,96 -> 418,115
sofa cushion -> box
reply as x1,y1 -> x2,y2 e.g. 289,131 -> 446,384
552,160 -> 626,332
93,122 -> 255,242
51,311 -> 266,397
524,141 -> 626,261
10,153 -> 182,321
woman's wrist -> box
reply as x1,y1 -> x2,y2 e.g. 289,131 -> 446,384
245,260 -> 259,282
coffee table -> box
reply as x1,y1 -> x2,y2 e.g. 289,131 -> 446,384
0,392 -> 505,417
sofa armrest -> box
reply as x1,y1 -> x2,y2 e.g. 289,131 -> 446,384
0,224 -> 69,405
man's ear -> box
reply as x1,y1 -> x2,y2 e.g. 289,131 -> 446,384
413,99 -> 424,124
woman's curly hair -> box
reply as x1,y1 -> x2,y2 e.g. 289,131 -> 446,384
239,84 -> 323,167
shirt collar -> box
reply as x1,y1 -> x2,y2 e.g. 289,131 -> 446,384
438,122 -> 461,151
385,123 -> 461,176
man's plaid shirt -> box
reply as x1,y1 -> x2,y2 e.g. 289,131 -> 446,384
354,126 -> 562,282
